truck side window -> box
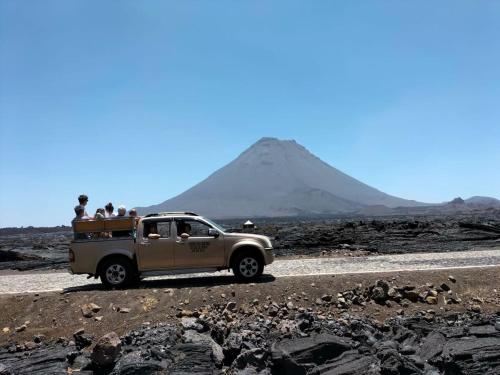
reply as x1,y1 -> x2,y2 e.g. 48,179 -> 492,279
177,219 -> 211,237
157,222 -> 171,238
144,221 -> 170,238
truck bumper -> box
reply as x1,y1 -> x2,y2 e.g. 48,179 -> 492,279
264,247 -> 275,264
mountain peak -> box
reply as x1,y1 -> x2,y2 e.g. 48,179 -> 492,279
257,137 -> 279,143
138,138 -> 424,218
254,137 -> 297,145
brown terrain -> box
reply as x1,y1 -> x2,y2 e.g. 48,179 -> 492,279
2,267 -> 499,346
1,267 -> 499,374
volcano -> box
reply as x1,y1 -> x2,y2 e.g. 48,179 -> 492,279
137,137 -> 423,217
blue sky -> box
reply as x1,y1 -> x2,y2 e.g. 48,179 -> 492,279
1,1 -> 499,227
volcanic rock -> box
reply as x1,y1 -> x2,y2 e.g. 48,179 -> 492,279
183,330 -> 224,367
0,342 -> 77,374
224,332 -> 244,363
321,294 -> 333,302
181,317 -> 205,332
14,325 -> 26,333
425,296 -> 438,305
440,283 -> 451,292
74,330 -> 93,350
234,348 -> 268,371
312,350 -> 378,375
91,332 -> 122,367
271,333 -> 355,373
225,301 -> 237,312
419,331 -> 446,361
81,303 -> 101,318
440,336 -> 500,373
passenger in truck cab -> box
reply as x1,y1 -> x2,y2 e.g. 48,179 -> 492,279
176,221 -> 191,237
144,222 -> 158,237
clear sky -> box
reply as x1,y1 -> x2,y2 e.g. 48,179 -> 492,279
1,1 -> 499,227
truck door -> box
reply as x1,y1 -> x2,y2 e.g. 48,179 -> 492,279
137,220 -> 174,270
173,219 -> 225,268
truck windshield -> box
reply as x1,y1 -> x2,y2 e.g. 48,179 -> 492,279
203,218 -> 226,233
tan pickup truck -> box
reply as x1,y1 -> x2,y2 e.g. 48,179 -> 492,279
70,212 -> 274,288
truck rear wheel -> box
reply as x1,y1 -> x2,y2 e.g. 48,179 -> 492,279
232,251 -> 264,281
99,257 -> 136,289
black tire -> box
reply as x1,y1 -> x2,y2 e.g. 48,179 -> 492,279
99,257 -> 136,289
232,251 -> 264,281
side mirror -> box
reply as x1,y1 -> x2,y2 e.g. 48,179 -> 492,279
148,234 -> 160,240
180,233 -> 190,240
208,228 -> 219,238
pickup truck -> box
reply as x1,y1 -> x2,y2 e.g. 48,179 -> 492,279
69,212 -> 274,288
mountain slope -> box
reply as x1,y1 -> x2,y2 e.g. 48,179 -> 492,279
465,196 -> 500,207
137,137 -> 424,217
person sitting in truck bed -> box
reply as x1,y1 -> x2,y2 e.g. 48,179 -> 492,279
94,208 -> 105,220
93,208 -> 110,238
78,194 -> 90,217
128,208 -> 140,224
105,202 -> 115,218
112,205 -> 132,238
72,205 -> 90,240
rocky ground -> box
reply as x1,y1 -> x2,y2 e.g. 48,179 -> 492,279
245,211 -> 500,258
1,212 -> 500,272
0,232 -> 71,271
1,267 -> 499,374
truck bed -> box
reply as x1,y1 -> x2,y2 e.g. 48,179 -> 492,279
70,238 -> 135,275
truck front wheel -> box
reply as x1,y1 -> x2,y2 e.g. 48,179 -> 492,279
232,251 -> 264,281
99,257 -> 136,288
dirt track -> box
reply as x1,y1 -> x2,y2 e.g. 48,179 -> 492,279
0,248 -> 499,294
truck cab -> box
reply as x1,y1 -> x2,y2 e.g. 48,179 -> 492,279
70,212 -> 274,288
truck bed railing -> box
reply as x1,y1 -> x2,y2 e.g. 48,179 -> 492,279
72,217 -> 136,233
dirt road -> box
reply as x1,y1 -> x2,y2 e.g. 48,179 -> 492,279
1,248 -> 499,294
